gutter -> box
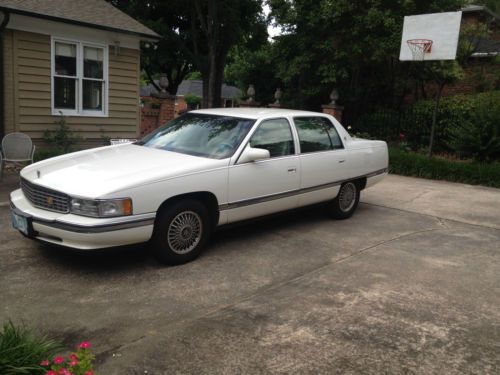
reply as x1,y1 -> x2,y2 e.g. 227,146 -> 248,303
0,10 -> 10,141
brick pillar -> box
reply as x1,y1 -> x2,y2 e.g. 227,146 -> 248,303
321,104 -> 344,123
157,96 -> 176,125
239,99 -> 261,108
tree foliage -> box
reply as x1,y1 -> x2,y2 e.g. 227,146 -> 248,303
111,0 -> 263,107
241,0 -> 467,112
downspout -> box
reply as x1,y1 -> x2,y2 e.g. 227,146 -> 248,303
0,11 -> 10,140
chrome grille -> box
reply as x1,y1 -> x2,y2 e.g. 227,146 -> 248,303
21,178 -> 70,213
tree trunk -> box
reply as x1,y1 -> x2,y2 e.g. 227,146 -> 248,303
428,82 -> 445,157
202,74 -> 209,108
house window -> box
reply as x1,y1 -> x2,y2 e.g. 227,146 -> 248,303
52,39 -> 108,116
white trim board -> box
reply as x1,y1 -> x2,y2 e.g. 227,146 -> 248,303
51,37 -> 109,117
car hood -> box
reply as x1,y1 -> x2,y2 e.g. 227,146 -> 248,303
20,144 -> 228,198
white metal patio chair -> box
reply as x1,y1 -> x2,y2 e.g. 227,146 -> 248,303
0,132 -> 36,181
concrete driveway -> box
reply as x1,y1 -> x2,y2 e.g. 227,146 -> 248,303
1,174 -> 499,374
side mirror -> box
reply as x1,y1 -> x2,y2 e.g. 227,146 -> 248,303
238,146 -> 270,164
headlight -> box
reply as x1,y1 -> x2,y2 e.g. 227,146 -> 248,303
70,198 -> 133,217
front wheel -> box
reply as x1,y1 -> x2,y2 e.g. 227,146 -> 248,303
328,181 -> 360,219
151,199 -> 211,265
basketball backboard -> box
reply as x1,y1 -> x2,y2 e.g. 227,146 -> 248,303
399,11 -> 462,61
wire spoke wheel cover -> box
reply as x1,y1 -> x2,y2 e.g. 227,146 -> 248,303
167,210 -> 203,254
338,182 -> 357,212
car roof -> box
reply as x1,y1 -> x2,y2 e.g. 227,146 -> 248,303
191,107 -> 331,120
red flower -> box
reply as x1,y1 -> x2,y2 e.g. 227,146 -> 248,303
84,371 -> 94,375
53,356 -> 64,365
40,360 -> 50,366
69,354 -> 78,361
78,341 -> 91,349
399,133 -> 405,141
69,359 -> 78,366
46,371 -> 57,375
58,369 -> 72,375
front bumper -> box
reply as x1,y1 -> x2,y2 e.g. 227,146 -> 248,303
9,189 -> 155,250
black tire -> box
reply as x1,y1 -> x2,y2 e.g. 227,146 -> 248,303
328,181 -> 360,220
151,199 -> 211,265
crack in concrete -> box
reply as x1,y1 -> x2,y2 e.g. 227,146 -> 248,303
406,190 -> 432,203
361,202 -> 500,231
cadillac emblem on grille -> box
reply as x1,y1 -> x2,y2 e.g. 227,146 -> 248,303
47,196 -> 54,205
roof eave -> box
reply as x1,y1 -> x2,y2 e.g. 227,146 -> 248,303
0,5 -> 160,40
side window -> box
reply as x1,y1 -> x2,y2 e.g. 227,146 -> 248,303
294,117 -> 344,153
249,118 -> 295,157
321,118 -> 344,149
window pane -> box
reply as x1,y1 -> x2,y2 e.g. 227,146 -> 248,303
250,119 -> 295,157
140,114 -> 255,159
54,77 -> 76,109
55,42 -> 76,76
84,46 -> 103,79
294,117 -> 333,153
320,118 -> 344,149
83,80 -> 103,111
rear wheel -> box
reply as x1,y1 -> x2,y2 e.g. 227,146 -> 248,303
328,181 -> 360,219
152,199 -> 211,265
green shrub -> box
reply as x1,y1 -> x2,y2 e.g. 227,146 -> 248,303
447,93 -> 500,161
184,94 -> 202,108
389,148 -> 500,188
354,91 -> 500,156
34,149 -> 66,162
0,321 -> 61,375
43,113 -> 81,153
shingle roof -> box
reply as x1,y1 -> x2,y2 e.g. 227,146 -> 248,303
141,79 -> 242,99
461,5 -> 499,21
0,0 -> 159,38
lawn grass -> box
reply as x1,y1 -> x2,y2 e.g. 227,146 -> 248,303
389,148 -> 500,188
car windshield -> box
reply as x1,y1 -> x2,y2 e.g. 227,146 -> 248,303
137,113 -> 255,159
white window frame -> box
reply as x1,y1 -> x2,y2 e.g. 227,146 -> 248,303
51,37 -> 109,117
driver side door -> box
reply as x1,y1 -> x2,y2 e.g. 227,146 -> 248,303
226,118 -> 300,223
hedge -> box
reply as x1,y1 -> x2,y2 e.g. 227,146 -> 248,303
354,90 -> 500,154
389,148 -> 500,188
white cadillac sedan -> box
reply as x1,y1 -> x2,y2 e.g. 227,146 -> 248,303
10,108 -> 388,264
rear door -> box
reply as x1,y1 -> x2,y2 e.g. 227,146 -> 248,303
293,116 -> 349,207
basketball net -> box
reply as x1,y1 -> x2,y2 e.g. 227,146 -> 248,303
406,39 -> 433,61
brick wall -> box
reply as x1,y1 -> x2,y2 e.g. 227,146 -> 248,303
140,96 -> 175,136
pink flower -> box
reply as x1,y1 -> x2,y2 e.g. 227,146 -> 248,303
399,133 -> 405,141
69,354 -> 78,361
69,359 -> 78,366
78,341 -> 91,349
84,371 -> 94,375
53,356 -> 65,364
40,360 -> 50,366
46,371 -> 57,375
58,368 -> 73,375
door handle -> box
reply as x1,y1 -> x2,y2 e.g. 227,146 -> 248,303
287,167 -> 297,173
338,160 -> 346,163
